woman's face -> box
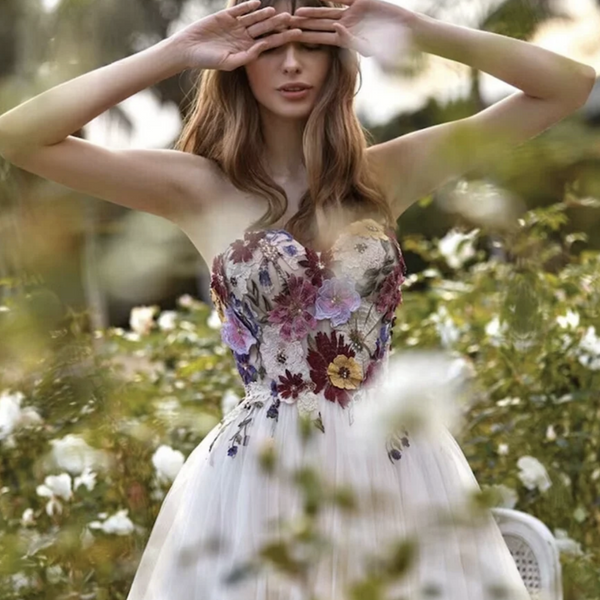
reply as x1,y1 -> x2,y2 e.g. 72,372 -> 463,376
244,1 -> 332,120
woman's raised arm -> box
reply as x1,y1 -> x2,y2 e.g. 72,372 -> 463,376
0,0 -> 301,220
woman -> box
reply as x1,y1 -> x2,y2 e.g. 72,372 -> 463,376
0,0 -> 594,598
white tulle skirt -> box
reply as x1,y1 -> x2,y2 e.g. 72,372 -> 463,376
126,385 -> 530,600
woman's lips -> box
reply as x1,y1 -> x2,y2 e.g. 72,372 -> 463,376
278,87 -> 313,100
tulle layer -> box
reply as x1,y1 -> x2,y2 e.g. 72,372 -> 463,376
126,386 -> 530,600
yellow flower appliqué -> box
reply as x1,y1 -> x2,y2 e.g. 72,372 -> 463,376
327,355 -> 363,389
346,218 -> 388,242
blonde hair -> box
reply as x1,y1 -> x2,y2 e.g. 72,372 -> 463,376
174,0 -> 394,251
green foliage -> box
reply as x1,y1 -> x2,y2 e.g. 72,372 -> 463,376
1,199 -> 599,598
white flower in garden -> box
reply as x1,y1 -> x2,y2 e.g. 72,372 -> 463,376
497,443 -> 509,456
573,506 -> 587,523
578,326 -> 600,370
152,445 -> 185,483
178,294 -> 194,308
129,305 -> 158,335
351,351 -> 467,446
430,306 -> 461,348
556,309 -> 580,329
36,473 -> 73,516
553,529 -> 584,557
438,228 -> 479,269
517,456 -> 552,492
221,389 -> 241,416
207,308 -> 222,330
18,406 -> 43,427
157,310 -> 177,331
10,572 -> 35,592
485,316 -> 508,347
0,390 -> 42,442
546,425 -> 557,441
559,473 -> 572,487
37,473 -> 72,501
49,434 -> 108,475
74,468 -> 97,492
46,565 -> 64,584
21,508 -> 36,527
90,509 -> 135,536
0,390 -> 24,440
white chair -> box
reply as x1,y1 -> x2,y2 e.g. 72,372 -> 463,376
492,508 -> 563,600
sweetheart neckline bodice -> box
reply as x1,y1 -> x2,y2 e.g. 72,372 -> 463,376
210,218 -> 398,272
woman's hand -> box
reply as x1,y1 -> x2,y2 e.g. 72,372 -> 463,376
289,0 -> 414,68
171,0 -> 303,71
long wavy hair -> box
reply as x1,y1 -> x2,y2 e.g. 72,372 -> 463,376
174,0 -> 395,251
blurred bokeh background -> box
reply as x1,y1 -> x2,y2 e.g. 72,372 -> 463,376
1,0 -> 599,328
1,0 -> 600,598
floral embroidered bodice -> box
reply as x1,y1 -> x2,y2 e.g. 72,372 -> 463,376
209,218 -> 409,462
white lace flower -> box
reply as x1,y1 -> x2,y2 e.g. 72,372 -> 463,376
333,237 -> 387,282
296,391 -> 320,418
517,456 -> 552,492
49,434 -> 109,475
152,445 -> 185,483
228,257 -> 259,298
261,324 -> 310,380
438,229 -> 479,269
129,305 -> 158,335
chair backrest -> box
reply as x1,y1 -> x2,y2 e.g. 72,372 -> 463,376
492,508 -> 563,600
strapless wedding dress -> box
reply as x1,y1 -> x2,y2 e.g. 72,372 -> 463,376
126,218 -> 530,600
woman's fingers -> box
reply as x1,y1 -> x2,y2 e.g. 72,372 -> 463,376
237,6 -> 276,28
246,12 -> 292,39
293,7 -> 344,19
227,0 -> 262,18
288,16 -> 339,31
258,27 -> 304,49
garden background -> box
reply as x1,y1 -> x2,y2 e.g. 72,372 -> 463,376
1,0 -> 600,598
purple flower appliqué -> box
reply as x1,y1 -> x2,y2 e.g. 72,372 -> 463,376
221,307 -> 256,354
315,277 -> 361,326
268,275 -> 318,341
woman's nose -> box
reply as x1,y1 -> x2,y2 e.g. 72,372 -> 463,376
281,44 -> 302,70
